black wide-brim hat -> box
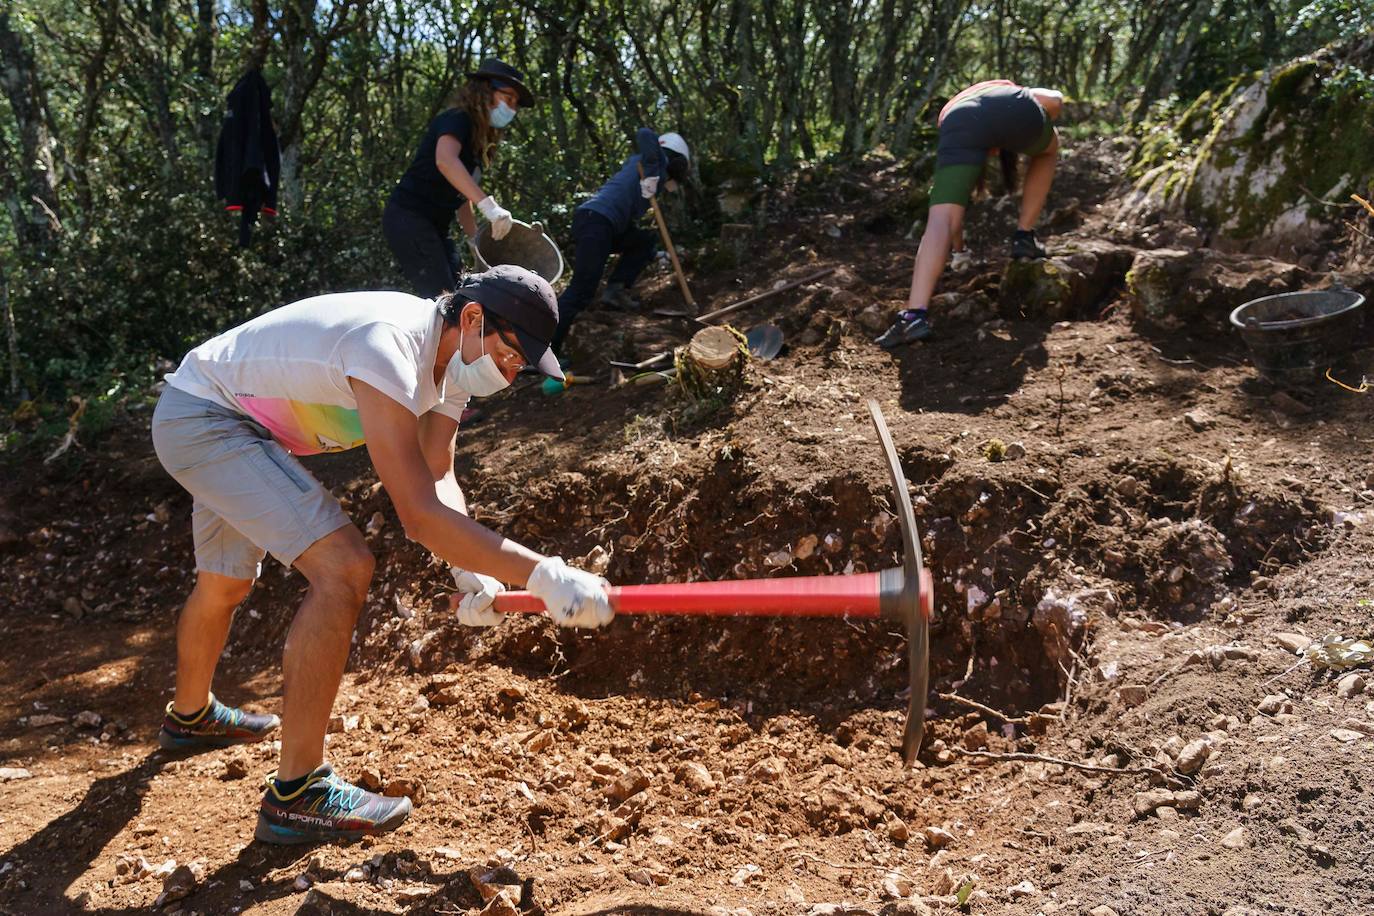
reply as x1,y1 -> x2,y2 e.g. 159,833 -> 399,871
467,57 -> 535,108
453,265 -> 563,380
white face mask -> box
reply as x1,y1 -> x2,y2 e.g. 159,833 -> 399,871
447,315 -> 512,398
490,100 -> 516,129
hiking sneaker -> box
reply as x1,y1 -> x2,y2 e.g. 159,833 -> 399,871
1010,230 -> 1047,260
875,311 -> 933,349
158,694 -> 279,751
256,764 -> 412,845
599,283 -> 641,312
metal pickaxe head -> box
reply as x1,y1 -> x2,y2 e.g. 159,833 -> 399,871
490,400 -> 933,763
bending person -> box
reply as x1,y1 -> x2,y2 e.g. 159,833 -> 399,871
878,81 -> 1063,348
554,129 -> 691,355
384,58 -> 534,299
151,265 -> 613,845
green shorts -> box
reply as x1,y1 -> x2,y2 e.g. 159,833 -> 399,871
929,163 -> 983,208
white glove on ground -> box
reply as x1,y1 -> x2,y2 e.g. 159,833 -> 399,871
525,556 -> 613,629
639,176 -> 659,199
476,196 -> 513,240
450,566 -> 504,627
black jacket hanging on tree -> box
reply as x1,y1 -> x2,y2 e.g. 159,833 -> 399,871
215,69 -> 280,247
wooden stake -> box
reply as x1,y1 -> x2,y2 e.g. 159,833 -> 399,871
638,162 -> 696,313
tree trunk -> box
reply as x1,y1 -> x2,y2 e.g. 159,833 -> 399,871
0,10 -> 62,252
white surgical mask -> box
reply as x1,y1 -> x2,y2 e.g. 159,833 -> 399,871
447,316 -> 512,397
490,100 -> 516,129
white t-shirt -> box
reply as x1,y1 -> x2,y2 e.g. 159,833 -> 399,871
166,291 -> 469,455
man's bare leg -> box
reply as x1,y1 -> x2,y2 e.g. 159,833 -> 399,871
171,573 -> 253,716
276,525 -> 374,781
1018,132 -> 1060,232
906,203 -> 967,310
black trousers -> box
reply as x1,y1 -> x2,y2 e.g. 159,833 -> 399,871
382,197 -> 462,299
554,209 -> 656,350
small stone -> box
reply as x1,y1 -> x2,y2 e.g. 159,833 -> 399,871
1273,632 -> 1311,654
1003,441 -> 1027,461
1008,879 -> 1039,899
1219,826 -> 1249,849
1258,694 -> 1292,715
1329,728 -> 1365,743
1336,673 -> 1365,699
882,875 -> 914,898
794,534 -> 819,560
153,864 -> 198,907
961,721 -> 989,751
1133,789 -> 1176,817
27,713 -> 66,728
239,879 -> 254,892
1089,907 -> 1121,916
479,890 -> 520,916
1175,738 -> 1212,775
344,867 -> 367,882
359,766 -> 384,791
923,825 -> 954,849
220,754 -> 249,780
674,761 -> 715,794
747,756 -> 786,783
1115,475 -> 1139,498
133,822 -> 158,837
294,873 -> 314,892
73,710 -> 102,729
1172,790 -> 1202,810
1160,735 -> 1185,759
1242,793 -> 1263,811
395,886 -> 430,902
625,867 -> 654,886
590,754 -> 625,777
1157,828 -> 1181,843
604,767 -> 650,803
729,864 -> 760,887
0,767 -> 32,781
149,859 -> 177,880
887,816 -> 910,843
1154,806 -> 1179,823
1183,410 -> 1214,431
384,777 -> 426,806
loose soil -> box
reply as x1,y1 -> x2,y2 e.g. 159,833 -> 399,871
2,138 -> 1373,916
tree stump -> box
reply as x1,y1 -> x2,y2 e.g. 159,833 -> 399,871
676,325 -> 748,401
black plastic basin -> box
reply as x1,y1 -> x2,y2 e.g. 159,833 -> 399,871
1229,289 -> 1365,386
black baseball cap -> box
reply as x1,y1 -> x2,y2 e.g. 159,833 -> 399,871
452,265 -> 563,380
467,58 -> 536,108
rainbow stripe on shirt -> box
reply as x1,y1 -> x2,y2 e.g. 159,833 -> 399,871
238,397 -> 366,456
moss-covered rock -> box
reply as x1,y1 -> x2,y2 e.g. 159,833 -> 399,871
1126,248 -> 1313,331
1125,36 -> 1374,255
997,240 -> 1136,320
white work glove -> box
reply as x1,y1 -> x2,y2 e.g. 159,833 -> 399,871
639,176 -> 659,199
450,566 -> 505,627
476,196 -> 513,241
525,556 -> 613,629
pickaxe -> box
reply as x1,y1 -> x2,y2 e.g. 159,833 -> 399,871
492,400 -> 934,763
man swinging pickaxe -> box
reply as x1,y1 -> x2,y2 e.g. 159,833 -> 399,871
484,401 -> 935,763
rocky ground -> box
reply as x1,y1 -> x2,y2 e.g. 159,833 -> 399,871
1,136 -> 1373,916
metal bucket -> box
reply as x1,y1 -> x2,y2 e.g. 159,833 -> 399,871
1229,289 -> 1365,386
471,219 -> 564,284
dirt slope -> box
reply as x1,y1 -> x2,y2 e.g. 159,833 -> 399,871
1,138 -> 1373,916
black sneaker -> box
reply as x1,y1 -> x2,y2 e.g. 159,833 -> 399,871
158,694 -> 279,751
599,283 -> 641,312
1010,230 -> 1047,260
876,311 -> 933,348
256,764 -> 412,845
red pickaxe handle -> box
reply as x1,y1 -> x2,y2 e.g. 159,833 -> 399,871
494,572 -> 882,617
492,569 -> 933,620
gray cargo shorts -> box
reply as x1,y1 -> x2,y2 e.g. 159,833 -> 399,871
151,386 -> 352,580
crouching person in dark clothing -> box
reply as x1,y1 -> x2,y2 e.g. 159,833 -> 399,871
554,129 -> 691,354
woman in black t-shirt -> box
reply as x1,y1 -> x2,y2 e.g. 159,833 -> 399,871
383,58 -> 535,299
